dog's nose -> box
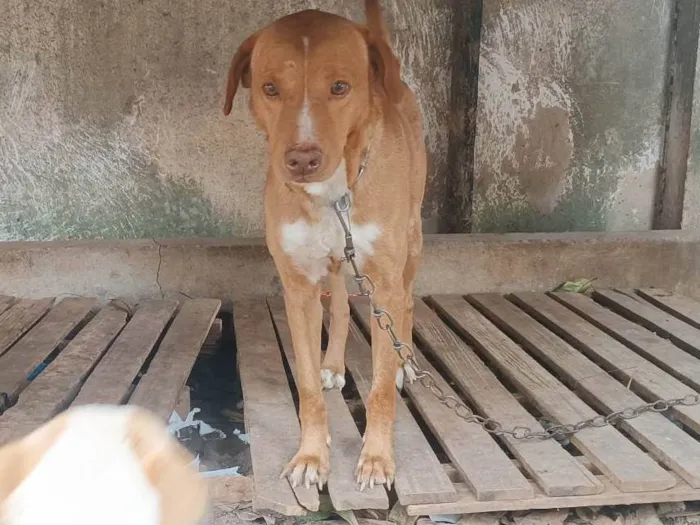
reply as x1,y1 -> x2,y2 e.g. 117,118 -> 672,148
285,145 -> 323,177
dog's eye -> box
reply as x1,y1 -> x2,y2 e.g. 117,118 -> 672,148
331,81 -> 350,96
263,82 -> 279,97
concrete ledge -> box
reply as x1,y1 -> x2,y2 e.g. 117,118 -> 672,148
1,231 -> 698,306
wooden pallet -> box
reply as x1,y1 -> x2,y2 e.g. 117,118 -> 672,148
0,296 -> 221,445
235,289 -> 700,516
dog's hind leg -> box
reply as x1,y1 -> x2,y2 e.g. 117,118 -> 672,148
395,213 -> 423,391
321,268 -> 349,390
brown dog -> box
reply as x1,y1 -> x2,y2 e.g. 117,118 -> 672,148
224,0 -> 426,491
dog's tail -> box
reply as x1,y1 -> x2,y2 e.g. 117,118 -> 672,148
365,0 -> 390,41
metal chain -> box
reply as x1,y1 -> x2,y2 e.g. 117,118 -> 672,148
332,194 -> 700,441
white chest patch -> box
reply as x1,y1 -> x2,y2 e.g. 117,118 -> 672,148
4,405 -> 160,525
281,161 -> 381,284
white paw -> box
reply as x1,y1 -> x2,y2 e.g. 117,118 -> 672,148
395,367 -> 404,391
321,369 -> 346,391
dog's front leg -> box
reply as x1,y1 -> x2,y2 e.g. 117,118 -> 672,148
356,272 -> 404,490
279,275 -> 330,490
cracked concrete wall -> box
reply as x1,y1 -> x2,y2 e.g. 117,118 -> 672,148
0,0 -> 452,241
473,0 -> 672,233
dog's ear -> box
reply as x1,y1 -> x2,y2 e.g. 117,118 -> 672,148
366,34 -> 404,105
223,32 -> 260,116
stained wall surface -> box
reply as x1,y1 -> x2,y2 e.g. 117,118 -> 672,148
1,0 -> 693,240
472,0 -> 672,233
0,0 -> 452,240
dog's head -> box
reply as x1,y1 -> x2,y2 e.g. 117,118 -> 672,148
223,8 -> 402,186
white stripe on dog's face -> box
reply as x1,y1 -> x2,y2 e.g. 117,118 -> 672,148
3,406 -> 160,525
296,36 -> 316,143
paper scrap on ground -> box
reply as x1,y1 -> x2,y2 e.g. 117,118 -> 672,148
200,466 -> 241,478
428,515 -> 461,524
168,408 -> 249,478
168,408 -> 226,439
233,428 -> 250,444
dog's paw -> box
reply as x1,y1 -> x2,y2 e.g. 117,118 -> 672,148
355,443 -> 395,491
321,368 -> 346,391
281,446 -> 331,490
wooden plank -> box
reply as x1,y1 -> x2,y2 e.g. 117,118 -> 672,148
594,289 -> 700,357
0,298 -> 54,357
478,293 -> 700,488
515,292 -> 700,434
345,300 -> 456,506
406,473 -> 699,516
268,298 -> 388,511
551,292 -> 700,392
350,297 -> 532,501
175,386 -> 191,419
72,300 -> 178,406
235,298 -> 316,515
0,296 -> 15,316
430,295 -> 675,493
637,289 -> 700,329
412,298 -> 602,497
129,299 -> 221,421
0,298 -> 96,404
0,306 -> 127,445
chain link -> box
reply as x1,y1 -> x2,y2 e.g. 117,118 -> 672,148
332,195 -> 700,441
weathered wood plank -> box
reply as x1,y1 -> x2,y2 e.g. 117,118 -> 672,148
476,293 -> 700,489
351,297 -> 532,501
431,295 -> 675,493
72,300 -> 178,406
0,307 -> 127,445
594,290 -> 700,357
0,299 -> 54,357
413,298 -> 602,497
268,298 -> 388,511
346,300 -> 456,506
0,298 -> 96,404
637,289 -> 700,329
235,298 -> 316,515
129,299 -> 221,421
551,292 -> 700,392
514,292 -> 700,435
0,296 -> 15,316
406,473 -> 699,516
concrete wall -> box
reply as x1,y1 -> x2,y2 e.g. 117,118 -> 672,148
0,0 -> 451,241
1,0 -> 696,241
472,0 -> 672,233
